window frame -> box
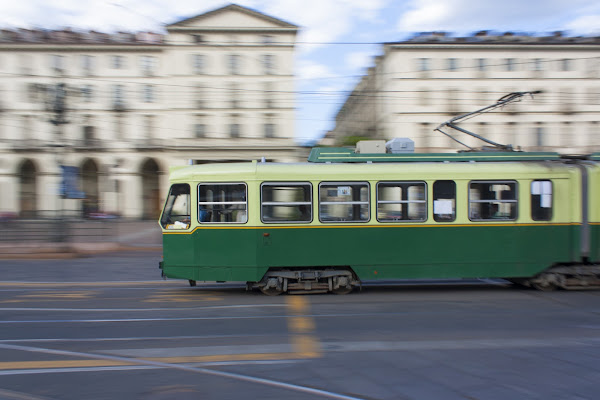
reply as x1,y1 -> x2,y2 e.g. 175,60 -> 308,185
468,180 -> 518,222
160,183 -> 191,230
318,181 -> 370,223
260,182 -> 313,224
197,182 -> 248,224
433,180 -> 456,222
376,181 -> 428,223
531,180 -> 553,221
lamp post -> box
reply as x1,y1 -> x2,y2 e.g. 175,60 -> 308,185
46,83 -> 69,243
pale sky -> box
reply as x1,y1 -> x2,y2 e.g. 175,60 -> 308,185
1,0 -> 599,144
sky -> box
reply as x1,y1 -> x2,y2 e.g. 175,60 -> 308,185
1,0 -> 600,145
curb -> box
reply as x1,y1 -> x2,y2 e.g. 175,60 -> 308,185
0,244 -> 162,260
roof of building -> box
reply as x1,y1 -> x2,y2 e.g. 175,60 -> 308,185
384,31 -> 600,46
166,3 -> 299,30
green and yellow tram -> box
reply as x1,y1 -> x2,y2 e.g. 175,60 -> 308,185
158,147 -> 600,294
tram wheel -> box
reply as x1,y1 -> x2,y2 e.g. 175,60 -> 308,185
260,286 -> 283,296
331,286 -> 353,295
531,281 -> 557,291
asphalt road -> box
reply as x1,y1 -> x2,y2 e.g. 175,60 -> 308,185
0,252 -> 599,400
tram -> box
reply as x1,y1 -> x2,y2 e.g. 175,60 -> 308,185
158,148 -> 600,294
158,92 -> 600,294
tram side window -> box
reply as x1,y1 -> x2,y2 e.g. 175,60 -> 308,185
377,181 -> 427,222
261,183 -> 312,223
469,181 -> 518,221
160,183 -> 191,229
198,183 -> 247,223
319,182 -> 369,222
531,180 -> 552,221
433,180 -> 456,222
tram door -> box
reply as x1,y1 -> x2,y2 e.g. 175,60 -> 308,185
18,160 -> 37,218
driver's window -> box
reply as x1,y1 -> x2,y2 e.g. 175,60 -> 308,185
160,184 -> 191,229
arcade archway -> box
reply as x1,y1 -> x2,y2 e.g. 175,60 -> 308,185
140,158 -> 160,219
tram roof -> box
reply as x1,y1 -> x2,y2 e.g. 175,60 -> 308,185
169,156 -> 578,183
307,147 -> 563,163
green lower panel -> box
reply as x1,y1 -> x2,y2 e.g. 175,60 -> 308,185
161,224 -> 579,283
590,225 -> 600,262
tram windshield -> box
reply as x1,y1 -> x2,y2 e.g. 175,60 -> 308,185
160,184 -> 191,229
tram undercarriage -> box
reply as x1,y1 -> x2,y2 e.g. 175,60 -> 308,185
510,265 -> 600,291
251,268 -> 360,295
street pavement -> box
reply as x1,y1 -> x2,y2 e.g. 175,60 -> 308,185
0,253 -> 599,399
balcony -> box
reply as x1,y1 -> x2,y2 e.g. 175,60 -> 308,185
72,138 -> 105,150
134,138 -> 164,150
11,139 -> 47,151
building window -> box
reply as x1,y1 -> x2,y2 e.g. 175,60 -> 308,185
261,35 -> 274,45
261,183 -> 312,223
228,54 -> 241,75
195,84 -> 205,108
81,55 -> 94,74
505,58 -> 515,71
418,58 -> 430,71
20,54 -> 33,75
377,182 -> 426,222
476,58 -> 486,71
198,183 -> 247,224
111,55 -> 126,69
192,54 -> 206,74
114,115 -> 124,139
112,85 -> 125,110
229,123 -> 240,138
194,123 -> 206,138
192,34 -> 204,44
50,55 -> 65,73
81,85 -> 93,103
531,180 -> 552,221
142,85 -> 155,103
262,54 -> 275,75
418,89 -> 429,106
140,55 -> 157,76
264,82 -> 274,108
446,58 -> 458,71
587,88 -> 600,105
264,123 -> 275,138
535,123 -> 544,148
561,58 -> 572,71
144,115 -> 154,139
469,181 -> 517,221
319,182 -> 369,223
21,115 -> 32,141
532,58 -> 543,71
229,83 -> 240,108
433,180 -> 456,222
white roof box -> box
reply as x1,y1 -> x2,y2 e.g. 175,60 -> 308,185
386,138 -> 415,153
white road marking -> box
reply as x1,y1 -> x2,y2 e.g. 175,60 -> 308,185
0,304 -> 285,312
0,343 -> 364,400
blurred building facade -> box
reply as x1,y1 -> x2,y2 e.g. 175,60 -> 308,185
0,4 -> 301,219
331,32 -> 600,153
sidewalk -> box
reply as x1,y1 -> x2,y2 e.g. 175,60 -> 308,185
0,220 -> 162,259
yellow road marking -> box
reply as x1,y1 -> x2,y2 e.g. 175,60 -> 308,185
0,352 -> 316,371
288,316 -> 315,333
1,291 -> 97,303
0,286 -> 323,372
285,296 -> 322,358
